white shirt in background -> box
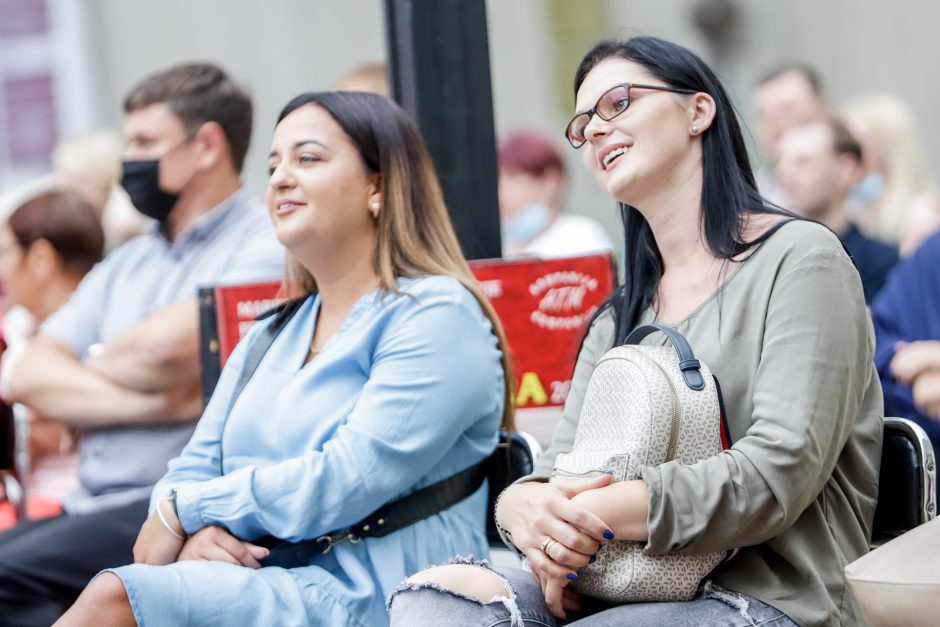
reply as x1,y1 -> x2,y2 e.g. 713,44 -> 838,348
517,214 -> 614,258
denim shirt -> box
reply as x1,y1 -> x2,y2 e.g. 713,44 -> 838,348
139,276 -> 505,625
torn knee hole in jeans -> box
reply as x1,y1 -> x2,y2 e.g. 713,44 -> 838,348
702,581 -> 762,626
387,556 -> 524,627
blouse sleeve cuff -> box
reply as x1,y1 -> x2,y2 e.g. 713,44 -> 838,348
173,482 -> 207,535
640,465 -> 668,555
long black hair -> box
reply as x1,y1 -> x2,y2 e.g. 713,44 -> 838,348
575,37 -> 792,343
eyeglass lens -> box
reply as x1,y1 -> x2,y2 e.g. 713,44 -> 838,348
567,84 -> 631,146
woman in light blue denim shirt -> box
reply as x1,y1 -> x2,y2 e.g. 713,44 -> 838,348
57,91 -> 513,627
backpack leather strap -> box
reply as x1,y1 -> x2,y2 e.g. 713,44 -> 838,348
624,323 -> 706,390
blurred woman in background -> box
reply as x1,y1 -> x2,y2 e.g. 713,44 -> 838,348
841,93 -> 940,252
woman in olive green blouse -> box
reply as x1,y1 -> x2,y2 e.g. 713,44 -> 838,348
389,36 -> 881,627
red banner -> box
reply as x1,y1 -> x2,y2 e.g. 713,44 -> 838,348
469,254 -> 616,408
210,253 -> 616,408
214,282 -> 285,368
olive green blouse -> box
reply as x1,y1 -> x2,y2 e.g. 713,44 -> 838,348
528,220 -> 883,626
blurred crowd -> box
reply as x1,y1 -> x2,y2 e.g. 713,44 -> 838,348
0,48 -> 937,625
752,64 -> 940,454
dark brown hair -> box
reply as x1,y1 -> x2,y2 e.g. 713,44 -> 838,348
276,91 -> 516,430
827,116 -> 864,162
9,188 -> 104,275
124,63 -> 253,171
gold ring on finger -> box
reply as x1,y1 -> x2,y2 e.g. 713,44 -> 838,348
541,537 -> 558,555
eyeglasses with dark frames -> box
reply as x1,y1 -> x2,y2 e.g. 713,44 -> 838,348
564,82 -> 698,148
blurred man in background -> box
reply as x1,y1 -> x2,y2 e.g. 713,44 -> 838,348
776,116 -> 898,303
752,64 -> 829,205
0,62 -> 284,625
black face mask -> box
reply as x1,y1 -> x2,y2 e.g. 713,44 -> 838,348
120,160 -> 179,223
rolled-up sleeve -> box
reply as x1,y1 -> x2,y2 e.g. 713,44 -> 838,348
39,254 -> 116,357
642,247 -> 874,555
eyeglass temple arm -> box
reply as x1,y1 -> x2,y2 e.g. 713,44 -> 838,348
628,83 -> 698,95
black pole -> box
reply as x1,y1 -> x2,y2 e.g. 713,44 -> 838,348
384,0 -> 502,260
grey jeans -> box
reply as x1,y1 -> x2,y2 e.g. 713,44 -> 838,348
387,561 -> 798,627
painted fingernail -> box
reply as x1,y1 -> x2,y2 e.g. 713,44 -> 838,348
566,572 -> 578,581
603,469 -> 614,476
589,554 -> 597,563
603,529 -> 615,540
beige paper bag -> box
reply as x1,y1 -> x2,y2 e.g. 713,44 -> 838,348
845,516 -> 940,627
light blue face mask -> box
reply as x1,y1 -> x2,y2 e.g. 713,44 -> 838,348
501,202 -> 552,249
849,172 -> 885,207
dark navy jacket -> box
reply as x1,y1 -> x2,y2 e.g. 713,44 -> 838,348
872,229 -> 940,450
841,223 -> 898,304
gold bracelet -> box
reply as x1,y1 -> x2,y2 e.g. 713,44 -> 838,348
157,496 -> 186,540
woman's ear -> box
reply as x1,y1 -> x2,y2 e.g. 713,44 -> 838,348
688,92 -> 717,136
367,175 -> 382,219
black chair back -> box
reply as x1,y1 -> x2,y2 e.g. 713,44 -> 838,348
0,401 -> 14,472
485,431 -> 535,544
872,417 -> 937,545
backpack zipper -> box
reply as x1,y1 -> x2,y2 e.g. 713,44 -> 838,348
649,359 -> 681,461
551,467 -> 610,480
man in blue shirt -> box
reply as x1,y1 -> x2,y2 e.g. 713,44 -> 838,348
752,64 -> 829,207
776,116 -> 898,303
0,63 -> 284,625
872,230 -> 940,467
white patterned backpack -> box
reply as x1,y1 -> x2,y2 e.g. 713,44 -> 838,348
550,323 -> 733,603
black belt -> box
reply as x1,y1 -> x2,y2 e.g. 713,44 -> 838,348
256,459 -> 489,568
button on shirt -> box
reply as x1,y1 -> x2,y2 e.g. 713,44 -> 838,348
40,187 -> 285,515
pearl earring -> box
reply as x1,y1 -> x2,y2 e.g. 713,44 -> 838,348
691,125 -> 699,134
370,200 -> 380,218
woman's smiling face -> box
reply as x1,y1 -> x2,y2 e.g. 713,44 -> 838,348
575,58 -> 696,206
265,104 -> 377,255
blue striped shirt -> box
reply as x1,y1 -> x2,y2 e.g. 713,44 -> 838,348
41,187 -> 285,514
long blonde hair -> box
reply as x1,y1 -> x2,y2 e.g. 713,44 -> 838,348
841,93 -> 936,242
276,92 -> 515,430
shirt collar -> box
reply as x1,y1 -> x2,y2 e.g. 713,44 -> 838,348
840,221 -> 861,242
157,186 -> 249,252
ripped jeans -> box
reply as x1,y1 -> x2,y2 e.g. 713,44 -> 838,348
387,560 -> 798,627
